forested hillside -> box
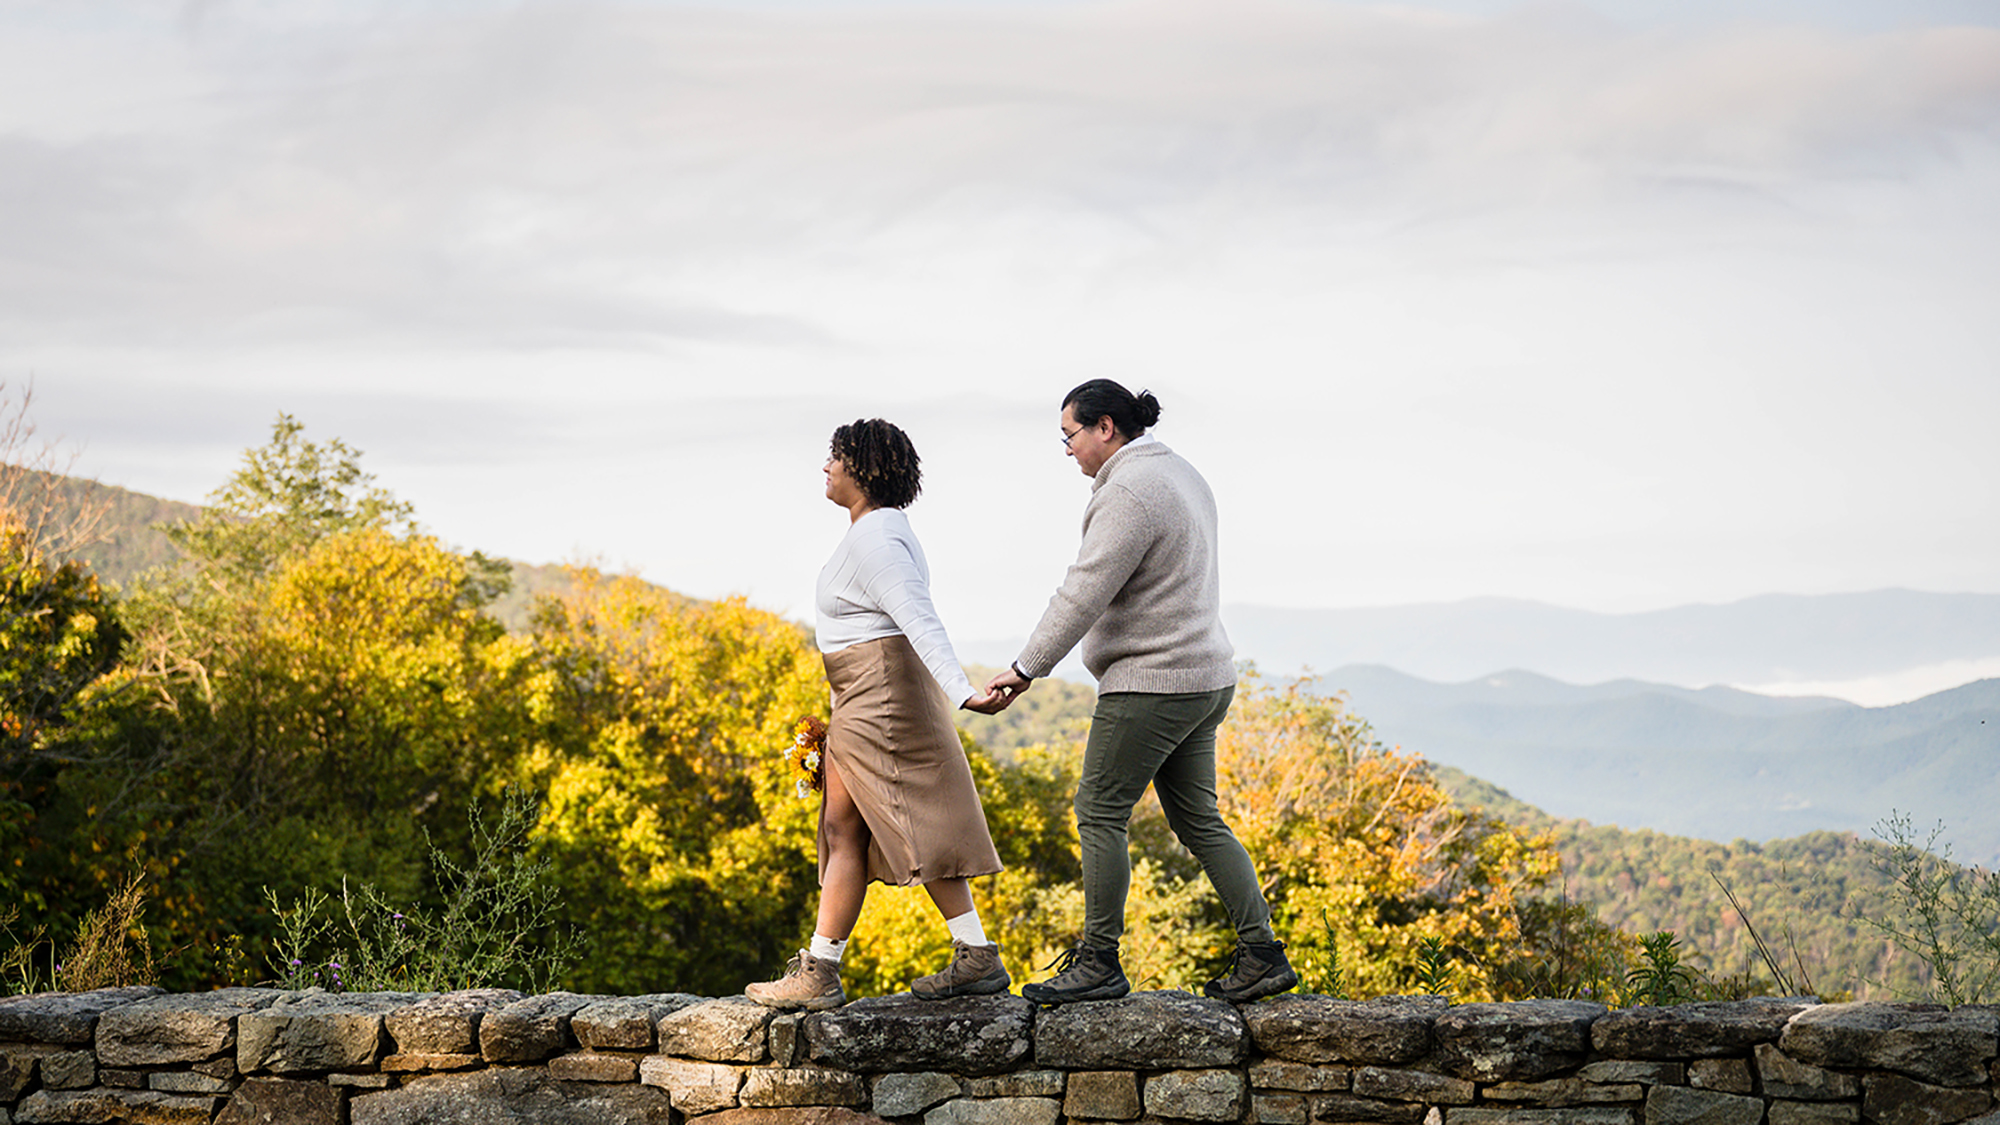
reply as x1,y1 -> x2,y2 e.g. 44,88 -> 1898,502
1435,769 -> 1925,999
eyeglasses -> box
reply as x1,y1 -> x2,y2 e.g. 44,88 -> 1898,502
1060,426 -> 1084,449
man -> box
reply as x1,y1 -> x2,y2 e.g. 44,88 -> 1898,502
986,379 -> 1297,1005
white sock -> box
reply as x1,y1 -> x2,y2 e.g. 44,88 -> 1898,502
945,908 -> 988,948
810,934 -> 848,964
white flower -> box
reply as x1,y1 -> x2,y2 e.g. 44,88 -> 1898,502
795,778 -> 810,799
804,751 -> 820,771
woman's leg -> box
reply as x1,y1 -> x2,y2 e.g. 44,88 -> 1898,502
922,878 -> 973,921
911,875 -> 1010,998
815,752 -> 872,941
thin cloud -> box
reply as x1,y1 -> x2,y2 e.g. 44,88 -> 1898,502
4,0 -> 1998,633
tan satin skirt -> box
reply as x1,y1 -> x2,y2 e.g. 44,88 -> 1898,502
819,634 -> 1003,887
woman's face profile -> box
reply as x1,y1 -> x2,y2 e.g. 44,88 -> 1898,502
824,454 -> 867,509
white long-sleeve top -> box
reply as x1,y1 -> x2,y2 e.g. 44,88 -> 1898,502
815,508 -> 978,707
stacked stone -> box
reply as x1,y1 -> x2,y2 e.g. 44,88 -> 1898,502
0,985 -> 1996,1124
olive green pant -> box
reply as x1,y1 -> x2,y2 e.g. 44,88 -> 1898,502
1077,686 -> 1276,951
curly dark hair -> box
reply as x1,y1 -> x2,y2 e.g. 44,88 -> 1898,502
829,418 -> 922,509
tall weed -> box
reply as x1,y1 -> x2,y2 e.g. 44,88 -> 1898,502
1,905 -> 55,995
1852,812 -> 2000,1005
55,873 -> 155,992
264,790 -> 577,993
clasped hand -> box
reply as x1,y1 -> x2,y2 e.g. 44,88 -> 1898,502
961,666 -> 1033,715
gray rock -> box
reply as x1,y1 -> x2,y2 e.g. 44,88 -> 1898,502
1353,1066 -> 1475,1104
1686,1058 -> 1752,1094
1862,1073 -> 1995,1125
963,1069 -> 1063,1097
1577,1061 -> 1686,1086
1249,1059 -> 1351,1091
1781,1002 -> 1999,1088
213,1077 -> 342,1125
871,1071 -> 962,1116
924,1097 -> 1061,1125
656,996 -> 772,1063
1754,1043 -> 1858,1100
1064,1070 -> 1140,1119
1483,1078 -> 1644,1104
14,1087 -> 219,1124
0,987 -> 163,1046
195,1055 -> 240,1080
1432,999 -> 1604,1082
547,1052 -> 638,1082
687,1111 -> 888,1125
1594,999 -> 1814,1060
328,1073 -> 395,1089
1035,990 -> 1247,1069
479,992 -> 603,1064
1767,1103 -> 1861,1125
739,1065 -> 866,1107
1456,1104 -> 1640,1112
383,989 -> 518,1054
100,1067 -> 147,1088
806,993 -> 1032,1075
1244,994 -> 1446,1064
770,1013 -> 804,1067
351,1067 -> 674,1124
570,993 -> 699,1052
149,1070 -> 234,1094
36,1050 -> 93,1090
382,1051 -> 482,1072
637,1055 -> 742,1114
1643,1085 -> 1764,1125
1145,1068 -> 1247,1122
1253,1091 -> 1309,1124
238,991 -> 416,1074
96,989 -> 283,1067
0,1047 -> 51,1100
1309,1092 -> 1430,1123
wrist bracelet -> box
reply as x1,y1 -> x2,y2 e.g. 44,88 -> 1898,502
1011,661 -> 1034,682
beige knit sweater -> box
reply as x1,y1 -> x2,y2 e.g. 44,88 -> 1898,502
1015,440 -> 1237,694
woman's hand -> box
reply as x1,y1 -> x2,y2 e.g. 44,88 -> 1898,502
961,688 -> 1011,715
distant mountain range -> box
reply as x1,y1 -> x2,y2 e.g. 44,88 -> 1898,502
1318,665 -> 2000,867
1223,592 -> 2000,689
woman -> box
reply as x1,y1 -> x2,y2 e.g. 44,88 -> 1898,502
746,418 -> 1011,1011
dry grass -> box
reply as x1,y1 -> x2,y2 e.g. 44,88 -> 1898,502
53,873 -> 155,992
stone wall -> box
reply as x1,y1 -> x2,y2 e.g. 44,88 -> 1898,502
1,987 -> 1996,1124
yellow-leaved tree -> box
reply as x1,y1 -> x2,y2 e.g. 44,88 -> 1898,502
42,418 -> 539,987
1211,674 -> 1562,1000
519,566 -> 830,994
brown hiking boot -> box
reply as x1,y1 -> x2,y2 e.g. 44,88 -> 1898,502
1021,942 -> 1129,1005
1203,940 -> 1300,1003
746,950 -> 846,1011
911,941 -> 1012,1000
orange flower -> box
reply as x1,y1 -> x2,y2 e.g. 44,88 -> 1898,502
784,715 -> 827,797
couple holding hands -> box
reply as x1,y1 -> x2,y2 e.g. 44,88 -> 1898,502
745,379 -> 1296,1012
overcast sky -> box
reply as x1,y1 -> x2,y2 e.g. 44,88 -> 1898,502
6,0 -> 1998,694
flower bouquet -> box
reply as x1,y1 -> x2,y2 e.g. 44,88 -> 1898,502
784,715 -> 827,799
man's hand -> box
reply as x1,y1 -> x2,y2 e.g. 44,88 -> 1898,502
984,665 -> 1032,707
